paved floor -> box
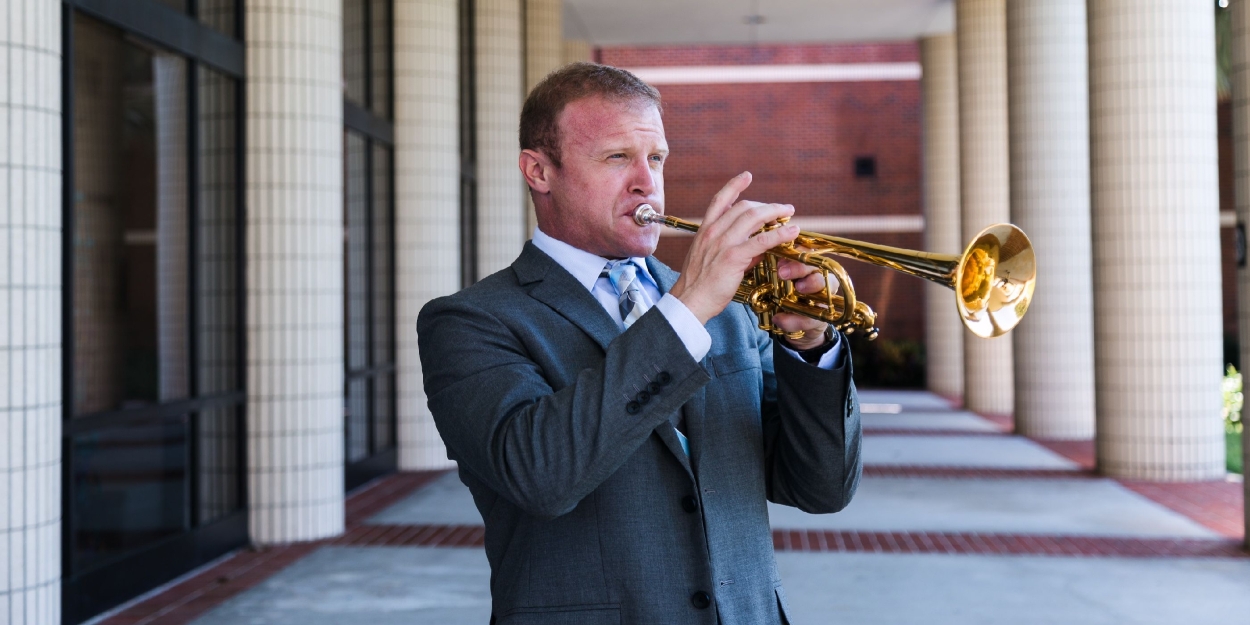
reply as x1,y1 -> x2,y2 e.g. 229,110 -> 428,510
98,390 -> 1245,625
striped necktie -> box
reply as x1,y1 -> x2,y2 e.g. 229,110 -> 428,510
602,260 -> 650,328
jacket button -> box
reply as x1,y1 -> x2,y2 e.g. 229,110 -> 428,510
625,401 -> 641,415
646,381 -> 662,395
636,390 -> 651,404
691,591 -> 711,609
656,371 -> 672,385
681,495 -> 698,513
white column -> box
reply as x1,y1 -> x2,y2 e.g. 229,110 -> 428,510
475,0 -> 526,278
1089,0 -> 1223,480
920,33 -> 964,402
955,0 -> 1013,417
1006,0 -> 1095,439
154,55 -> 189,402
1230,0 -> 1250,529
563,39 -> 592,65
245,0 -> 345,543
395,0 -> 460,470
1,1 -> 61,622
524,0 -> 562,235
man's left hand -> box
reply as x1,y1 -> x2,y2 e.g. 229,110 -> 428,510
773,259 -> 838,351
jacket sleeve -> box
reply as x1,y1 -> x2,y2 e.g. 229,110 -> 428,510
418,296 -> 711,519
760,327 -> 863,514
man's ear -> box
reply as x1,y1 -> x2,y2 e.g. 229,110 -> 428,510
519,149 -> 554,194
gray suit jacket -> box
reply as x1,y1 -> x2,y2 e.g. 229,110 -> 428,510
418,242 -> 862,625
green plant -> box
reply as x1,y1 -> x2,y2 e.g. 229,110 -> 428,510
1223,364 -> 1243,434
1223,365 -> 1243,474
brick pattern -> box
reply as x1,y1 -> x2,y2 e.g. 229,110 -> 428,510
320,523 -> 1248,560
770,529 -> 1247,559
597,42 -> 927,342
93,472 -> 448,625
863,466 -> 1096,480
1120,480 -> 1245,540
90,460 -> 1247,625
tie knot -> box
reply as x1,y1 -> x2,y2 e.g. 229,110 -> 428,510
601,259 -> 639,289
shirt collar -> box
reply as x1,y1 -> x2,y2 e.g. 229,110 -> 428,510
532,227 -> 657,292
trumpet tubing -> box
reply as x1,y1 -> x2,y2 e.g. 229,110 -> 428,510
633,204 -> 1036,340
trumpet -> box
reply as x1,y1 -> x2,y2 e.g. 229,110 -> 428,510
633,204 -> 1036,340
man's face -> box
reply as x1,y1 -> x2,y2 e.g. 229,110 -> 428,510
538,96 -> 668,259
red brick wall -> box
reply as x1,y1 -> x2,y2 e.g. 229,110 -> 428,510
598,43 -> 926,343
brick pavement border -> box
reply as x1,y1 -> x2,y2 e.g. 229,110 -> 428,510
92,470 -> 449,625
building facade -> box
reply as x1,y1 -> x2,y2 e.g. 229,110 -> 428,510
0,1 -> 1242,624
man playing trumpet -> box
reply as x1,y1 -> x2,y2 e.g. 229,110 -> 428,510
418,62 -> 862,625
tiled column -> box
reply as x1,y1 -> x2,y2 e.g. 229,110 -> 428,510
1231,0 -> 1250,529
1089,0 -> 1224,480
563,39 -> 592,65
154,55 -> 189,401
475,0 -> 526,277
920,33 -> 964,402
1006,0 -> 1095,439
955,0 -> 1013,417
395,0 -> 459,470
245,0 -> 345,542
1,1 -> 61,622
524,0 -> 562,234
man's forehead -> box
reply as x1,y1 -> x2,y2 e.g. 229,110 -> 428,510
557,96 -> 665,145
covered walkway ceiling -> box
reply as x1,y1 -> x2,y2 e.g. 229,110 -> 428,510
564,0 -> 954,47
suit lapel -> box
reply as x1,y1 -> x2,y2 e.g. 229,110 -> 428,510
518,248 -> 705,476
515,242 -> 619,351
646,257 -> 710,472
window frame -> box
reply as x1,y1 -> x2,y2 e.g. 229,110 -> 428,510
342,0 -> 399,491
60,1 -> 248,622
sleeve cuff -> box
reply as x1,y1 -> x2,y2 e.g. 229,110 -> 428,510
780,331 -> 844,370
655,293 -> 712,362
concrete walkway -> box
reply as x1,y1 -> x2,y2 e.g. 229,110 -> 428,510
100,390 -> 1246,625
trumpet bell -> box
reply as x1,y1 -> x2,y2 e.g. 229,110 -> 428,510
956,224 -> 1036,339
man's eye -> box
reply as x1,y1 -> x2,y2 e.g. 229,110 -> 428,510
608,153 -> 625,160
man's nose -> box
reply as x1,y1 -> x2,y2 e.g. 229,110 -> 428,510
627,158 -> 657,195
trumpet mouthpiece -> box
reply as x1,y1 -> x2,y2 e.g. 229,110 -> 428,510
633,204 -> 660,226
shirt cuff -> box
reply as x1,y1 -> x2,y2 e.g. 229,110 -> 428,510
655,293 -> 712,362
780,332 -> 844,370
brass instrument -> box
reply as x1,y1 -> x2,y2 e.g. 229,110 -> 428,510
632,204 -> 1036,340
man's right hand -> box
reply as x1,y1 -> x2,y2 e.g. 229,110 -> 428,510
668,172 -> 801,324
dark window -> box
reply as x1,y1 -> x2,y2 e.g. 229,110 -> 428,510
343,0 -> 397,489
854,156 -> 877,178
63,4 -> 247,622
199,0 -> 240,38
